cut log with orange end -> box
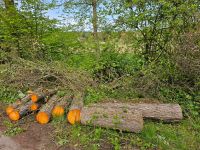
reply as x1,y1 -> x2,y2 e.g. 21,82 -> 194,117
8,110 -> 20,121
36,95 -> 58,124
30,89 -> 56,102
30,103 -> 39,111
67,93 -> 83,124
7,100 -> 42,121
31,94 -> 39,103
67,109 -> 81,125
52,106 -> 65,117
6,106 -> 15,115
36,112 -> 50,124
5,94 -> 32,116
52,94 -> 73,117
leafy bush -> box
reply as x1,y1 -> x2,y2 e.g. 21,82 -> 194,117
93,50 -> 144,82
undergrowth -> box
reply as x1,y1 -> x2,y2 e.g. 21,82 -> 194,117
0,50 -> 199,149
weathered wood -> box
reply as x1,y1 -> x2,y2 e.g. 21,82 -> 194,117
31,89 -> 57,102
89,102 -> 183,122
81,106 -> 143,133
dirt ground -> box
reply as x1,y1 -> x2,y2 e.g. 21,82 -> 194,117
0,102 -> 75,150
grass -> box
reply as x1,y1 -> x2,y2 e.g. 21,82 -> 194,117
3,120 -> 24,136
51,118 -> 200,150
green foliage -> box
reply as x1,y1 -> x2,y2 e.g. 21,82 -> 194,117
0,87 -> 18,103
84,87 -> 106,105
66,52 -> 97,71
93,50 -> 144,82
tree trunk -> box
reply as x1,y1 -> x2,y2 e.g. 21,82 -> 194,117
81,106 -> 143,133
3,0 -> 15,10
88,103 -> 183,122
92,0 -> 98,40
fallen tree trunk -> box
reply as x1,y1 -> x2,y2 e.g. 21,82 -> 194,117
52,94 -> 73,117
89,102 -> 183,122
67,93 -> 83,124
36,95 -> 58,124
81,106 -> 143,133
31,89 -> 57,102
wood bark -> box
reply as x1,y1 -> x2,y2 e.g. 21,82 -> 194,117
8,94 -> 31,110
92,0 -> 98,40
38,95 -> 58,115
16,101 -> 34,118
54,94 -> 73,108
68,93 -> 83,111
81,106 -> 143,133
89,103 -> 183,122
31,89 -> 57,102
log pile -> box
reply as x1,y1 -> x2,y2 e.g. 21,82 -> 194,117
5,88 -> 183,133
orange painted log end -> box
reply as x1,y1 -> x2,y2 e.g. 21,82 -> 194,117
36,112 -> 50,124
67,109 -> 81,125
8,110 -> 20,121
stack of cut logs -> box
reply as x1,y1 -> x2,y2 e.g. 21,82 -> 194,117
6,88 -> 183,133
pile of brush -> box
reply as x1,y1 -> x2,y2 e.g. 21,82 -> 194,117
6,88 -> 183,133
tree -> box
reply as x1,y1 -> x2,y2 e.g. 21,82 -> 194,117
0,0 -> 58,59
110,0 -> 199,62
63,0 -> 105,41
3,0 -> 15,10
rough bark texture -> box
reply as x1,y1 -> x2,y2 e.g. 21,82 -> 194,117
17,101 -> 34,117
54,94 -> 73,109
38,95 -> 58,115
32,89 -> 57,102
8,94 -> 31,109
69,93 -> 83,111
81,106 -> 143,133
89,103 -> 183,122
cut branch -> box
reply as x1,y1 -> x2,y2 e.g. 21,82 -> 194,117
67,92 -> 83,124
52,94 -> 73,117
36,95 -> 58,124
8,100 -> 41,121
31,89 -> 57,102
